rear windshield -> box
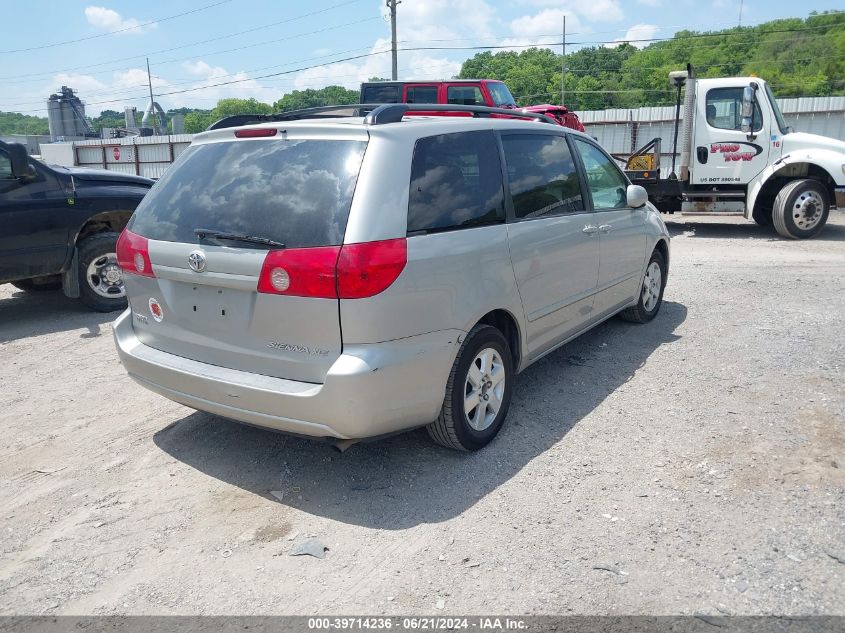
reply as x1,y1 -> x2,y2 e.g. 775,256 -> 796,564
128,138 -> 367,248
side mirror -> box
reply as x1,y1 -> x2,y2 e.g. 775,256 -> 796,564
626,184 -> 648,209
8,143 -> 35,182
740,85 -> 756,137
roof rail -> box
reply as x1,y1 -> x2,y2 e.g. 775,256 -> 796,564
207,102 -> 557,131
207,105 -> 378,130
364,104 -> 557,125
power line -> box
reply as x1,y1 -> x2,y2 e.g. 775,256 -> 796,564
0,0 -> 233,54
0,0 -> 372,82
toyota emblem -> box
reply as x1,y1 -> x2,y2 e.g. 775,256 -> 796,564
188,250 -> 207,273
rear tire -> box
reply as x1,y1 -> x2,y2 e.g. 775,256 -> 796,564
772,179 -> 829,239
10,277 -> 62,292
620,249 -> 666,324
77,232 -> 128,312
427,325 -> 514,451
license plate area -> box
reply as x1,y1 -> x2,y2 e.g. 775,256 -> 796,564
177,283 -> 250,332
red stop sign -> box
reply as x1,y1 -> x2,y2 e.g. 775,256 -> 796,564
113,146 -> 120,161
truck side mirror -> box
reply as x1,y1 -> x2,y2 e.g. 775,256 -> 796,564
8,143 -> 35,182
740,85 -> 756,138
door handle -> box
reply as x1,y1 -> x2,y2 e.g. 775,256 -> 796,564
582,225 -> 598,235
599,224 -> 613,233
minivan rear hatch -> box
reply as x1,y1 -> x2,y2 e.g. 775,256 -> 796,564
121,128 -> 368,384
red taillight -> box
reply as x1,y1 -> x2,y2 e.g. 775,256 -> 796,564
256,238 -> 407,299
257,246 -> 340,298
116,229 -> 155,277
337,238 -> 407,299
235,128 -> 277,138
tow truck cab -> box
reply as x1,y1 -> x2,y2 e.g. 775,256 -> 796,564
625,66 -> 845,239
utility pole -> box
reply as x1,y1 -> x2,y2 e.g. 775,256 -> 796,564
146,57 -> 157,134
387,0 -> 399,80
738,0 -> 743,27
561,15 -> 566,106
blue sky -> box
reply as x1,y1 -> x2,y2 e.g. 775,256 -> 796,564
1,0 -> 840,116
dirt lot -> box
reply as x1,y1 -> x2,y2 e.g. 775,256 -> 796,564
1,215 -> 843,616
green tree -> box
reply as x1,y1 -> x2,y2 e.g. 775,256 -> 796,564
183,111 -> 215,133
0,111 -> 50,135
211,98 -> 273,118
272,85 -> 358,111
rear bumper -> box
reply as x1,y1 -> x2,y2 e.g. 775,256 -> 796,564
113,309 -> 462,439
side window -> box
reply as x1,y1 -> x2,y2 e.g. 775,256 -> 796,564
447,85 -> 484,106
706,87 -> 763,132
0,149 -> 14,179
408,131 -> 505,234
572,139 -> 628,209
501,134 -> 584,219
362,85 -> 400,103
406,86 -> 438,104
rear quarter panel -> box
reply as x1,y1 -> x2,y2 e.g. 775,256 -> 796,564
339,225 -> 525,347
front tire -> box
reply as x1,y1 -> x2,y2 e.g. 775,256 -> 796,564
427,325 -> 514,451
772,179 -> 829,239
77,232 -> 128,312
620,249 -> 666,324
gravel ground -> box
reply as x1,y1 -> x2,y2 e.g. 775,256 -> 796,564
1,214 -> 843,616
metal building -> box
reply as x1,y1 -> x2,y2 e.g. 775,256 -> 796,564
46,86 -> 97,142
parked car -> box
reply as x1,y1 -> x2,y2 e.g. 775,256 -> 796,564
113,104 -> 670,451
360,79 -> 585,132
0,140 -> 153,311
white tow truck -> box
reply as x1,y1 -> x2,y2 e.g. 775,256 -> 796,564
624,65 -> 845,239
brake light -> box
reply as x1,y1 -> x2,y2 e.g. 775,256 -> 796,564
256,238 -> 407,299
116,229 -> 155,277
337,238 -> 407,299
257,246 -> 340,298
235,128 -> 277,138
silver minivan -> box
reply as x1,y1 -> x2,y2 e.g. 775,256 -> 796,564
114,105 -> 670,451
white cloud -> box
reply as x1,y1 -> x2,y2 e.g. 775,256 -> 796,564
399,0 -> 496,41
500,9 -> 582,50
291,38 -> 461,90
522,0 -> 624,22
607,24 -> 660,48
84,6 -> 156,34
290,0 -> 496,91
178,60 -> 279,104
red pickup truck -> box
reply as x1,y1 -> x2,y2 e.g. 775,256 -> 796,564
359,80 -> 584,131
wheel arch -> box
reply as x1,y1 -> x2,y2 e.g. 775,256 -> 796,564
474,308 -> 523,371
748,161 -> 838,220
653,237 -> 669,274
73,211 -> 132,246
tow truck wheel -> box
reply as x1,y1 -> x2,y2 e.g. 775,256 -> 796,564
77,232 -> 128,312
772,179 -> 829,239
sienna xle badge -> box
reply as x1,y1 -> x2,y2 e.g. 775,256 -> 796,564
114,104 -> 670,451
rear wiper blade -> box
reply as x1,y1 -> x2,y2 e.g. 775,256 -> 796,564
194,228 -> 285,249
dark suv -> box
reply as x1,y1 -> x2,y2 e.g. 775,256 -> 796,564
0,140 -> 153,311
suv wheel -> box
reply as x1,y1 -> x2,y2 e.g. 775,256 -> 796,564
427,324 -> 513,451
620,249 -> 666,323
78,232 -> 128,312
